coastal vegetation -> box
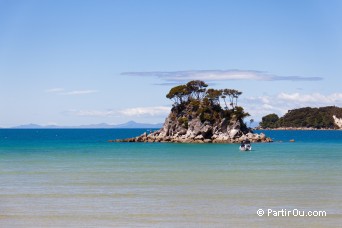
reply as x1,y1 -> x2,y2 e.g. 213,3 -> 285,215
165,80 -> 250,126
259,106 -> 342,129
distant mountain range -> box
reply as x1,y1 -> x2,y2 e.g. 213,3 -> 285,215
9,121 -> 163,129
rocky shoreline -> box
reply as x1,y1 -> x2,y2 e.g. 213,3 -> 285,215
256,127 -> 341,130
111,117 -> 273,143
110,130 -> 272,143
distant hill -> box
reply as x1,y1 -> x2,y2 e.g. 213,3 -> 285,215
12,124 -> 45,129
11,121 -> 163,129
259,106 -> 342,129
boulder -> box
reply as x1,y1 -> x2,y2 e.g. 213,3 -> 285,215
200,125 -> 213,138
229,129 -> 240,139
194,135 -> 204,140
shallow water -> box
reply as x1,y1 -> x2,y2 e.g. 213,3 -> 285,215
1,129 -> 341,227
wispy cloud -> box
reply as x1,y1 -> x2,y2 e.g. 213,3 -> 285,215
118,106 -> 170,117
45,88 -> 65,93
122,70 -> 322,82
71,110 -> 117,117
62,90 -> 98,95
45,88 -> 98,95
69,106 -> 170,118
277,92 -> 342,104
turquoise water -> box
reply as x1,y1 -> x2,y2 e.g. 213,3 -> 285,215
1,129 -> 342,227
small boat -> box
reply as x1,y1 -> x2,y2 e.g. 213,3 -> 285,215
239,140 -> 252,151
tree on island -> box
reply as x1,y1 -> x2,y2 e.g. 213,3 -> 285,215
165,80 -> 249,125
206,88 -> 222,106
186,80 -> 208,100
260,113 -> 279,129
249,119 -> 254,128
221,89 -> 242,110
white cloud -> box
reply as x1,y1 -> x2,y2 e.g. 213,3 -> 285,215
69,106 -> 170,118
62,90 -> 98,95
45,88 -> 65,93
46,88 -> 98,95
241,96 -> 288,121
118,106 -> 170,117
122,70 -> 322,82
277,92 -> 342,104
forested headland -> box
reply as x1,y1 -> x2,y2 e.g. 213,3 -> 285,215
259,106 -> 342,129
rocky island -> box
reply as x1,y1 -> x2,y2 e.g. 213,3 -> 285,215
112,80 -> 272,143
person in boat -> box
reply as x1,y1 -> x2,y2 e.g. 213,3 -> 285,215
240,141 -> 245,147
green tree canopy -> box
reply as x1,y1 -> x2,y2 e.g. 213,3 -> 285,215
166,81 -> 250,124
206,88 -> 222,105
260,113 -> 279,128
166,85 -> 190,104
186,80 -> 208,99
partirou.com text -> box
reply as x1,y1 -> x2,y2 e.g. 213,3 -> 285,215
257,208 -> 327,217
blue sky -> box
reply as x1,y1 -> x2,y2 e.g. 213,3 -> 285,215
0,0 -> 341,127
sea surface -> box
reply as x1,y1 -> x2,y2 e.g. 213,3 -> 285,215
0,129 -> 341,227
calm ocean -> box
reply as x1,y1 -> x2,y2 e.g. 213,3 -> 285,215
1,129 -> 341,227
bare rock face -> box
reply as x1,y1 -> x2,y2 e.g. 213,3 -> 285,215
112,111 -> 272,143
333,115 -> 342,129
